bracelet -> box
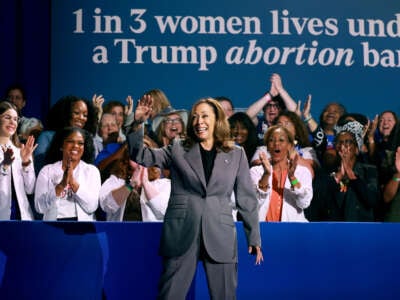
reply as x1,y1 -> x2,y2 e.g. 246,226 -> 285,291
21,159 -> 31,167
392,177 -> 400,182
125,184 -> 133,192
303,115 -> 312,123
290,178 -> 299,186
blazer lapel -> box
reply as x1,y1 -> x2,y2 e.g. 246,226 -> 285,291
184,143 -> 207,190
207,151 -> 233,191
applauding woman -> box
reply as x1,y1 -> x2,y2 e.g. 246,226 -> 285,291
0,102 -> 37,220
35,127 -> 101,221
250,125 -> 313,222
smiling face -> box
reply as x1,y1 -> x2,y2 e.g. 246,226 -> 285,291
192,102 -> 216,145
231,121 -> 248,146
379,112 -> 396,137
266,127 -> 292,164
69,100 -> 88,129
99,114 -> 119,141
163,113 -> 184,140
62,131 -> 85,162
322,104 -> 342,127
0,108 -> 19,138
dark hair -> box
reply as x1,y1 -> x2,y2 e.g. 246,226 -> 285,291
379,110 -> 398,128
262,94 -> 286,112
229,112 -> 259,163
215,96 -> 234,111
319,102 -> 347,129
5,84 -> 26,101
109,145 -> 131,181
274,111 -> 311,147
103,101 -> 124,114
337,113 -> 368,127
45,127 -> 95,164
45,95 -> 97,135
0,101 -> 20,147
184,98 -> 234,152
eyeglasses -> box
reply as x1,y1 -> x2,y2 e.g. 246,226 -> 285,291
164,118 -> 182,125
265,103 -> 280,109
1,114 -> 20,123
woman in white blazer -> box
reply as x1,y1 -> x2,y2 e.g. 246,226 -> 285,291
0,101 -> 36,220
250,125 -> 313,222
35,127 -> 100,221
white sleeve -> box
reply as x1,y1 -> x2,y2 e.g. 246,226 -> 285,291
99,175 -> 125,214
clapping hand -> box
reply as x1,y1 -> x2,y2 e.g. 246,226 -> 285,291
337,144 -> 357,180
259,151 -> 271,175
1,146 -> 15,166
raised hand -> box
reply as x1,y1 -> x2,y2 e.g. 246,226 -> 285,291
92,94 -> 105,118
124,95 -> 134,116
295,100 -> 302,117
20,135 -> 37,164
134,94 -> 153,123
270,73 -> 283,94
268,73 -> 279,97
302,95 -> 312,119
367,114 -> 378,140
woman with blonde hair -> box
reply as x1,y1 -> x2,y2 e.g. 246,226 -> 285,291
250,125 -> 313,222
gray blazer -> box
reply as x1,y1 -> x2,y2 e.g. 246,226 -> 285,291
127,130 -> 261,263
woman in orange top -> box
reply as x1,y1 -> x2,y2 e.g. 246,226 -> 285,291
250,125 -> 313,222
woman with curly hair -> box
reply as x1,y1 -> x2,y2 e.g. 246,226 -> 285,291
34,127 -> 100,221
34,95 -> 97,174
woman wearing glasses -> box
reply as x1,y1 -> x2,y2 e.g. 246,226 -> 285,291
0,101 -> 37,220
151,106 -> 188,147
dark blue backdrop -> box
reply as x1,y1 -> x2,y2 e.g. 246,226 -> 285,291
1,221 -> 400,300
0,1 -> 50,122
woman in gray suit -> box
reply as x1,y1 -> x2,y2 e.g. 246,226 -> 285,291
127,96 -> 263,299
